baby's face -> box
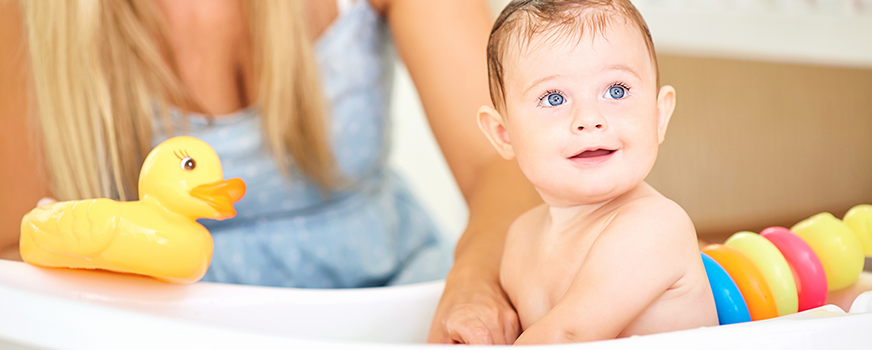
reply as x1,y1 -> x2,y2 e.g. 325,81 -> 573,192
500,21 -> 668,207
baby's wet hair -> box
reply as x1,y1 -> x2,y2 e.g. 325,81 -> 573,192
487,0 -> 659,113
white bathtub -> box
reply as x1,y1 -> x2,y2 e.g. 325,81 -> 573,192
1,259 -> 871,350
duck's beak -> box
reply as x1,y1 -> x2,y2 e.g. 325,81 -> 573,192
189,178 -> 246,219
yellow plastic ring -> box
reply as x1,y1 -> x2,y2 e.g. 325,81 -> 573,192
843,204 -> 872,257
725,231 -> 798,316
791,212 -> 865,291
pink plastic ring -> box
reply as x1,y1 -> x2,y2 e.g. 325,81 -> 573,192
760,227 -> 828,312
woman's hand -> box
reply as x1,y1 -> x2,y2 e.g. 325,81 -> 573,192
428,266 -> 520,344
423,158 -> 537,345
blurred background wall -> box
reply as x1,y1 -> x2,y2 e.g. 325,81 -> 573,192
651,55 -> 872,239
389,0 -> 872,242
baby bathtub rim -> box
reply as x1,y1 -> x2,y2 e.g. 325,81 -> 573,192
0,258 -> 448,349
4,281 -> 872,350
2,260 -> 872,349
0,259 -> 447,307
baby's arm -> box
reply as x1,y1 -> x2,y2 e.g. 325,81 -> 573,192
513,197 -> 697,344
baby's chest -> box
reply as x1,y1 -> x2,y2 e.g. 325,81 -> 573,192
502,240 -> 594,329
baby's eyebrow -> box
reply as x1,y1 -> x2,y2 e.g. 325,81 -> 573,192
602,64 -> 641,81
524,74 -> 564,96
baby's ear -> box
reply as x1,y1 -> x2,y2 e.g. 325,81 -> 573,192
656,85 -> 676,144
477,105 -> 515,160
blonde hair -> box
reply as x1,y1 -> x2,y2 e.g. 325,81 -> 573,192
19,0 -> 334,201
487,0 -> 659,113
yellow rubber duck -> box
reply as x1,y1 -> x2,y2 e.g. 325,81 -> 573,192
19,136 -> 245,284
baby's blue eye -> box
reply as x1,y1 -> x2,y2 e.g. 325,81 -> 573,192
539,92 -> 565,107
604,85 -> 627,99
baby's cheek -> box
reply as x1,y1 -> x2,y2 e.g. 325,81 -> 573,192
514,153 -> 551,187
629,146 -> 659,181
513,152 -> 539,180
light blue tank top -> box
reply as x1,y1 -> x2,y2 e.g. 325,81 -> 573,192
152,0 -> 452,288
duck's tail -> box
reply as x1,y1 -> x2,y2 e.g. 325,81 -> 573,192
20,199 -> 119,262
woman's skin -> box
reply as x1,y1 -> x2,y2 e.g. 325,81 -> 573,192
0,0 -> 540,344
0,0 -> 46,261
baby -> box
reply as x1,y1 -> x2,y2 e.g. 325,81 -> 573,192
476,0 -> 718,344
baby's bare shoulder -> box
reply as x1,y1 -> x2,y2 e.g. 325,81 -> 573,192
620,195 -> 691,223
602,195 -> 696,253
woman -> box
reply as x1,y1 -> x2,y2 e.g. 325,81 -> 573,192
0,0 -> 536,344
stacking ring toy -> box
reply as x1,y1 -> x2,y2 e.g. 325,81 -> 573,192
843,204 -> 872,257
701,253 -> 751,325
725,231 -> 798,316
791,212 -> 865,291
760,227 -> 827,311
701,244 -> 778,321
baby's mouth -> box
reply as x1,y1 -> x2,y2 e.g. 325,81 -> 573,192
571,149 -> 616,159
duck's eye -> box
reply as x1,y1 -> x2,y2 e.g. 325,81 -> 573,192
181,157 -> 196,171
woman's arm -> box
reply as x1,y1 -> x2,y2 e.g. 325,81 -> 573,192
0,0 -> 52,260
375,0 -> 542,344
430,158 -> 538,344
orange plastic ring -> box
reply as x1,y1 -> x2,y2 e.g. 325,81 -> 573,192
702,244 -> 778,321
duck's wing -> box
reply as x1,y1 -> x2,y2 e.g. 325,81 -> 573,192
21,199 -> 119,257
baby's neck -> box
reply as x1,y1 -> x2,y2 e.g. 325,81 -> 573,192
545,199 -> 614,234
547,201 -> 609,225
543,182 -> 654,233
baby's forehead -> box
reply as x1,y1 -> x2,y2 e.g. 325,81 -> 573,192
505,15 -> 649,62
501,19 -> 654,79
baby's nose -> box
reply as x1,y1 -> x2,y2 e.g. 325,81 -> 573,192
571,105 -> 608,133
576,123 -> 604,131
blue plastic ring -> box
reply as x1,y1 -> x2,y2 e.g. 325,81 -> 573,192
701,252 -> 752,325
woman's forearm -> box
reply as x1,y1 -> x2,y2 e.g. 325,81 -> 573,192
453,157 -> 540,278
384,0 -> 541,342
384,0 -> 541,285
427,156 -> 539,344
